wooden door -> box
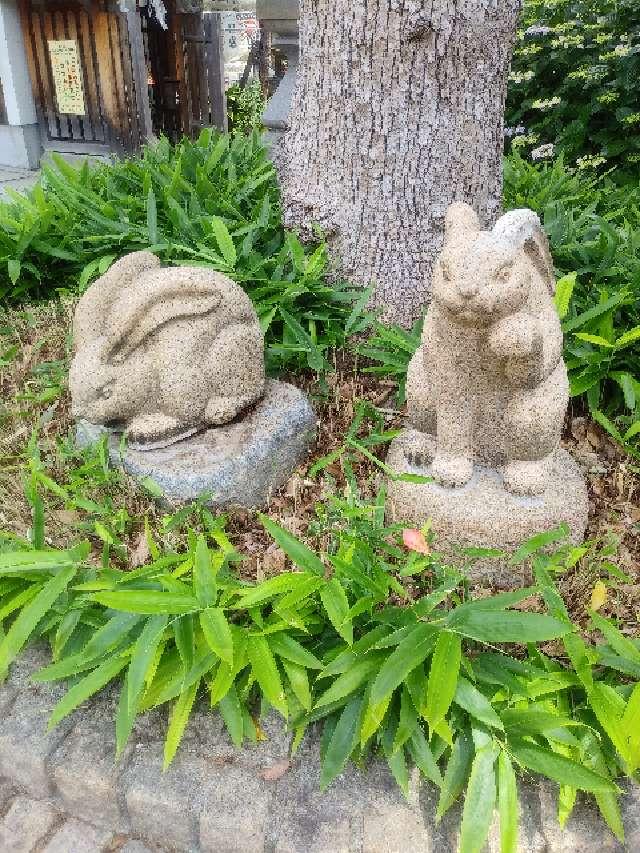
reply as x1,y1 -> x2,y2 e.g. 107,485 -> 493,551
19,0 -> 147,154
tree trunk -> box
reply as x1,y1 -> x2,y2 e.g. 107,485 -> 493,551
279,0 -> 521,326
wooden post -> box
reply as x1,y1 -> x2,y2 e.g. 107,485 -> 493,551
122,0 -> 154,144
204,12 -> 226,133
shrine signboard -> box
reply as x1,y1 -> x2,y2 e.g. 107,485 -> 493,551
48,39 -> 86,115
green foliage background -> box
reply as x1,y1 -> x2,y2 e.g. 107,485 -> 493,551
0,131 -> 368,374
506,0 -> 640,174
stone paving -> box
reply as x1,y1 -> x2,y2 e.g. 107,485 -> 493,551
0,785 -> 163,852
0,166 -> 39,198
0,645 -> 639,852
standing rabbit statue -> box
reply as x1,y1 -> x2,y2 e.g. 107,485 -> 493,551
69,251 -> 265,448
386,202 -> 588,581
403,202 -> 568,497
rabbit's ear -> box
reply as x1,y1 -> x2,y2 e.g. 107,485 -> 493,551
74,252 -> 161,351
444,202 -> 481,245
103,268 -> 224,363
493,209 -> 555,294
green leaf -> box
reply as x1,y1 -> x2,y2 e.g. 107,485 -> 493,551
382,717 -> 410,796
614,325 -> 640,350
370,623 -> 437,707
509,741 -> 618,793
193,536 -> 217,608
498,750 -> 519,853
459,746 -> 497,853
589,611 -> 640,664
424,631 -> 461,728
509,525 -> 569,563
258,514 -> 325,576
553,272 -> 576,319
269,632 -> 323,670
218,684 -> 244,747
83,612 -> 142,662
319,579 -> 353,645
450,611 -> 571,644
0,566 -> 76,677
454,677 -> 504,730
436,732 -> 474,820
393,686 -> 418,753
360,694 -> 392,745
49,655 -> 128,728
247,634 -> 287,716
93,590 -> 199,615
501,709 -> 576,734
7,258 -> 21,286
200,608 -> 233,665
315,657 -> 378,708
0,547 -> 84,575
146,188 -> 158,243
119,615 -> 168,754
407,726 -> 442,787
573,332 -> 614,348
282,657 -> 311,711
163,677 -> 199,769
210,216 -> 237,267
174,614 -> 194,673
320,696 -> 362,790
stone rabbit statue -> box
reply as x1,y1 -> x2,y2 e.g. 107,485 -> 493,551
69,251 -> 265,447
404,202 -> 568,496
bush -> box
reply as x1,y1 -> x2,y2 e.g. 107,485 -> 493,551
506,0 -> 640,174
0,131 -> 369,374
226,80 -> 265,134
0,474 -> 638,849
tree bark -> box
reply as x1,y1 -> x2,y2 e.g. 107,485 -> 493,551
279,0 -> 522,326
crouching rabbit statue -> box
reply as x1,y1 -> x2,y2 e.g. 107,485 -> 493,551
70,251 -> 265,448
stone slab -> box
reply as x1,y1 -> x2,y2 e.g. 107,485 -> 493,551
41,818 -> 112,853
0,795 -> 59,853
386,434 -> 588,587
76,380 -> 316,508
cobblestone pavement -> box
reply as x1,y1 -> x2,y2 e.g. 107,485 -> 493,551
0,780 -> 166,853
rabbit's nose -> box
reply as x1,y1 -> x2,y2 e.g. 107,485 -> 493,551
458,278 -> 478,298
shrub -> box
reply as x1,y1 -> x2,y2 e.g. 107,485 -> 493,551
226,80 -> 265,134
506,0 -> 640,174
0,479 -> 638,850
0,131 -> 369,374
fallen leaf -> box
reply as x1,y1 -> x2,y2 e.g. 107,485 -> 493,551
262,543 -> 286,575
403,528 -> 430,555
129,533 -> 151,568
259,758 -> 290,781
56,509 -> 79,525
590,580 -> 608,612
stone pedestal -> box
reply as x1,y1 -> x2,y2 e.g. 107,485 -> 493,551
76,380 -> 316,508
386,431 -> 589,587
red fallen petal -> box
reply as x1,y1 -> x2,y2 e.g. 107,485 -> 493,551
403,528 -> 430,555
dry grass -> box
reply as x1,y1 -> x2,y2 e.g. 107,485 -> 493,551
1,300 -> 638,632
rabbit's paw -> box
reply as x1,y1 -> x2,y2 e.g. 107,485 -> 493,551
205,393 -> 260,426
500,460 -> 547,496
432,453 -> 473,488
126,413 -> 194,447
404,429 -> 436,468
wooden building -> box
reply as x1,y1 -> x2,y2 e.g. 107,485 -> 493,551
0,0 -> 227,168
